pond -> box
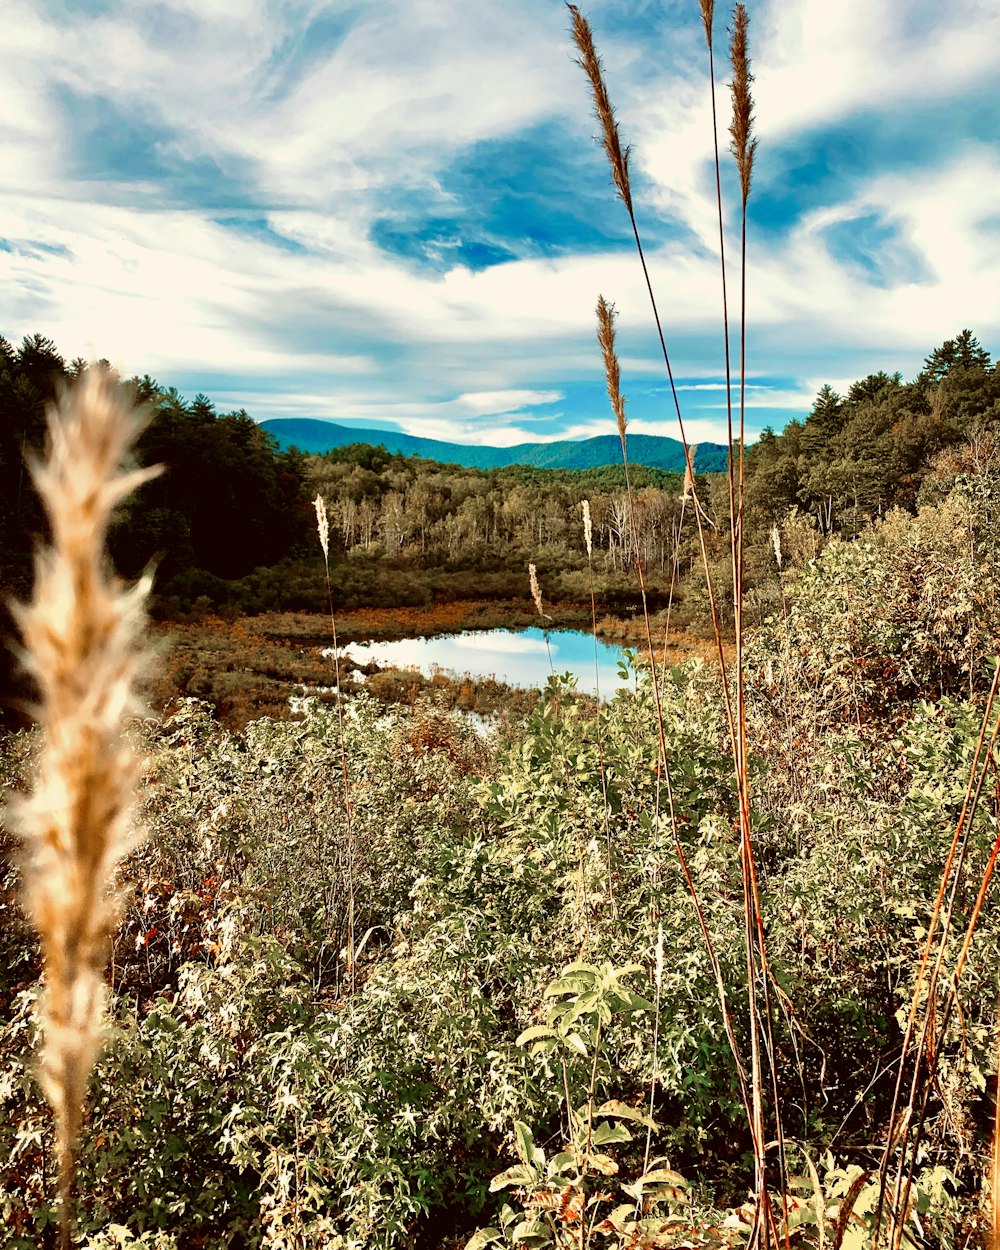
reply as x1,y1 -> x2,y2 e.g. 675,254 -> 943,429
336,627 -> 634,697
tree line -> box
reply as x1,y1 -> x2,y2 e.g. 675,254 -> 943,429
308,443 -> 684,572
1,326 -> 997,649
744,329 -> 999,534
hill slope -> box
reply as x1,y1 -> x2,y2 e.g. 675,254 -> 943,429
260,417 -> 731,472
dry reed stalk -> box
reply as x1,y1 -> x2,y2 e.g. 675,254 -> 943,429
8,370 -> 159,1248
993,1041 -> 1000,1250
574,7 -> 783,1239
594,293 -> 754,1134
567,4 -> 632,213
641,922 -> 665,1184
314,493 -> 357,991
528,564 -> 555,681
725,9 -> 787,1234
596,295 -> 628,456
528,562 -> 546,619
729,5 -> 758,210
874,664 -> 1000,1248
700,0 -> 715,47
891,743 -> 1000,1250
581,500 -> 616,917
569,5 -> 734,735
700,0 -> 738,666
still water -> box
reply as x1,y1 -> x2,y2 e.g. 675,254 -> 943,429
339,627 -> 633,697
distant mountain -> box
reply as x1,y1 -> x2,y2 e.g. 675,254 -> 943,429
260,417 -> 731,473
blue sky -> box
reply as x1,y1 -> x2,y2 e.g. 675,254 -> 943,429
2,0 -> 998,449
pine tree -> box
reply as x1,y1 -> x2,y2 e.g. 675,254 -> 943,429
921,330 -> 991,383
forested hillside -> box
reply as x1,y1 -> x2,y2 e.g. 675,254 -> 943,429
2,328 -> 999,728
262,417 -> 731,473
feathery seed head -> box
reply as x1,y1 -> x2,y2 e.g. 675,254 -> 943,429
771,522 -> 782,569
581,499 -> 593,559
314,493 -> 329,562
568,4 -> 633,213
528,563 -> 546,618
729,3 -> 757,206
682,462 -> 695,501
700,0 -> 715,49
596,296 -> 628,453
9,369 -> 158,1241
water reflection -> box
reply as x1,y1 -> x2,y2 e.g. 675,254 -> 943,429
336,627 -> 632,697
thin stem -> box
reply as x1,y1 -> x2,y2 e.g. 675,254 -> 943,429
318,517 -> 357,993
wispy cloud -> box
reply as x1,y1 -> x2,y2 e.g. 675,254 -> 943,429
1,0 -> 998,450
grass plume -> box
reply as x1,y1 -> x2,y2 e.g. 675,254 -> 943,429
567,4 -> 632,212
8,369 -> 158,1246
729,3 -> 758,208
700,0 -> 715,49
596,295 -> 628,455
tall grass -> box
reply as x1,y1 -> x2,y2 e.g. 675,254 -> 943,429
570,5 -> 999,1249
314,492 -> 358,990
7,371 -> 158,1248
570,4 -> 782,1239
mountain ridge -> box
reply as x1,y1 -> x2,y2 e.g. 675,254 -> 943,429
260,417 -> 731,472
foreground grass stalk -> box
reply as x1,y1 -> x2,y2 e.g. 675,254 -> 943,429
728,9 -> 790,1238
9,371 -> 158,1248
569,1 -> 737,780
572,5 -> 781,1239
993,1032 -> 1000,1250
700,0 -> 739,662
314,494 -> 357,991
596,295 -> 754,1132
891,709 -> 1000,1250
582,500 -> 617,918
875,663 -> 1000,1249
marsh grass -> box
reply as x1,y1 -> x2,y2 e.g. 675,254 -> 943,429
573,3 -> 776,1233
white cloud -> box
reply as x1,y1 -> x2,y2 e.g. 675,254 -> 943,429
756,0 -> 1000,140
456,389 -> 563,416
1,0 -> 998,452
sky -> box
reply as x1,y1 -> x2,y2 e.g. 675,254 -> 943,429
2,0 -> 999,451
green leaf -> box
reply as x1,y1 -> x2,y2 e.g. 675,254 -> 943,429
544,975 -> 593,997
563,1032 -> 589,1056
615,962 -> 644,978
516,1025 -> 556,1047
514,1120 -> 543,1166
592,1121 -> 632,1146
465,1228 -> 503,1250
512,1218 -> 551,1245
594,1099 -> 657,1126
490,1165 -> 536,1192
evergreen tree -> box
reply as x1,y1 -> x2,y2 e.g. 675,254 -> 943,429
921,330 -> 991,383
847,371 -> 901,405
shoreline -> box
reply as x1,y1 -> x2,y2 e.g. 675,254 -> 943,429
147,602 -> 726,729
